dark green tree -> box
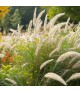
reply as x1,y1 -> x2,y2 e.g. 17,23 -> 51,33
10,9 -> 21,29
1,13 -> 10,29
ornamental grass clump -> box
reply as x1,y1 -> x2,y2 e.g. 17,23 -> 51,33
1,8 -> 80,86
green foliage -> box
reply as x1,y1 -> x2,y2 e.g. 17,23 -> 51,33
45,6 -> 80,23
10,9 -> 21,29
0,6 -> 44,31
1,13 -> 11,33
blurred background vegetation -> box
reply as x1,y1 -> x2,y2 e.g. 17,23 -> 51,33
0,6 -> 80,33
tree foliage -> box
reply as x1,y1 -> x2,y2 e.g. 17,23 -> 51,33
10,9 -> 21,29
0,6 -> 10,20
44,6 -> 80,23
1,6 -> 80,32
